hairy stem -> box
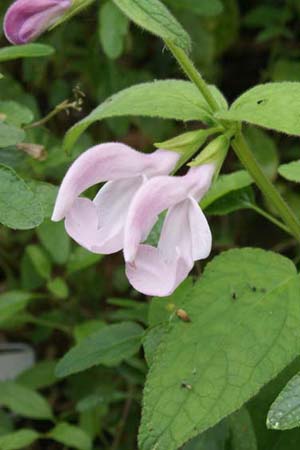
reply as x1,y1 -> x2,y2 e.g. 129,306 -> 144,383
232,132 -> 300,243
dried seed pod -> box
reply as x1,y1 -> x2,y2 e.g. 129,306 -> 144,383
176,309 -> 191,322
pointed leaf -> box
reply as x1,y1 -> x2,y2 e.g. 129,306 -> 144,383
139,248 -> 300,450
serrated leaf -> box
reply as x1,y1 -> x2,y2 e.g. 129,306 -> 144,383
0,291 -> 32,325
0,44 -> 54,62
99,1 -> 129,59
267,373 -> 300,430
201,170 -> 253,209
0,381 -> 53,420
56,322 -> 144,377
0,165 -> 43,229
278,160 -> 300,182
0,122 -> 25,148
139,248 -> 300,450
216,82 -> 300,136
0,429 -> 39,450
63,80 -> 226,152
112,0 -> 190,52
48,422 -> 91,450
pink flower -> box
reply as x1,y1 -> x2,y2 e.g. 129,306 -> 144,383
124,164 -> 215,297
52,143 -> 179,254
4,0 -> 72,45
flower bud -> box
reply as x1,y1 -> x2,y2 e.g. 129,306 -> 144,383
4,0 -> 72,45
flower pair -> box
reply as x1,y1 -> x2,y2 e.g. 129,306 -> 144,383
52,143 -> 215,296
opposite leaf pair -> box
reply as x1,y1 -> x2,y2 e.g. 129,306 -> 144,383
52,143 -> 215,296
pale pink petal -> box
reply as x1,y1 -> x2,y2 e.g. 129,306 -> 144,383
64,198 -> 123,254
125,245 -> 191,297
52,144 -> 178,221
4,0 -> 71,45
64,177 -> 145,254
188,197 -> 212,260
124,164 -> 215,263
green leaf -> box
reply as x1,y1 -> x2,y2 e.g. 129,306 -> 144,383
0,429 -> 39,450
205,186 -> 255,216
278,160 -> 300,183
67,247 -> 103,274
201,170 -> 253,209
143,325 -> 167,367
74,320 -> 107,343
0,101 -> 34,127
37,220 -> 70,264
17,360 -> 58,390
27,181 -> 58,219
26,245 -> 52,280
112,0 -> 190,52
48,422 -> 92,450
0,44 -> 54,62
0,291 -> 32,325
216,82 -> 300,136
56,322 -> 144,377
229,408 -> 257,450
139,248 -> 300,450
183,421 -> 229,450
99,1 -> 129,59
0,165 -> 43,229
0,122 -> 25,148
63,80 -> 226,152
165,0 -> 223,16
0,381 -> 53,420
267,372 -> 300,430
47,277 -> 69,299
244,127 -> 279,180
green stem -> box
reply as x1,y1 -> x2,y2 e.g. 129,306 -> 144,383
247,204 -> 291,236
166,40 -> 220,113
166,39 -> 300,243
232,132 -> 300,243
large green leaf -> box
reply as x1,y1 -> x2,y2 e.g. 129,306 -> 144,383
267,373 -> 300,430
216,83 -> 300,136
0,165 -> 43,229
56,322 -> 144,377
63,80 -> 226,152
0,44 -> 54,62
0,429 -> 39,450
112,0 -> 190,52
139,248 -> 300,450
37,220 -> 70,265
0,381 -> 53,420
229,408 -> 257,450
0,101 -> 34,127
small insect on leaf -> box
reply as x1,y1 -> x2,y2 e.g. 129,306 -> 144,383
181,381 -> 192,390
176,309 -> 191,322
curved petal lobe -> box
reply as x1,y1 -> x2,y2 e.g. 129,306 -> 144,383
52,144 -> 178,221
4,0 -> 71,44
